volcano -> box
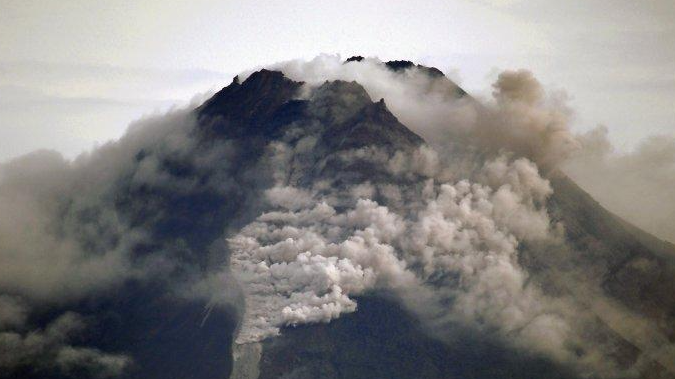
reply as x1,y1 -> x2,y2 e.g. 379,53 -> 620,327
1,58 -> 674,379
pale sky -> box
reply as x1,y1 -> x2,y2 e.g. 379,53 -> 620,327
1,0 -> 674,161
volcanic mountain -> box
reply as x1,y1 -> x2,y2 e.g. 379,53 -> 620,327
1,58 -> 674,379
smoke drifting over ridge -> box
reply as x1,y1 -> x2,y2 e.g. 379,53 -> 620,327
262,55 -> 580,169
564,126 -> 675,243
1,55 -> 674,379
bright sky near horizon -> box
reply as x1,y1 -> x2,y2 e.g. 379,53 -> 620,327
1,0 -> 674,161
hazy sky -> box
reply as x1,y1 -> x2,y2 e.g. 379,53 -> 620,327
1,0 -> 674,161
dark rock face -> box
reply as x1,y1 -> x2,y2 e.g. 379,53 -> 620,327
197,69 -> 305,139
385,59 -> 445,79
258,297 -> 579,379
345,55 -> 364,63
310,80 -> 423,152
548,174 -> 675,343
6,286 -> 238,379
344,56 -> 445,77
196,72 -> 426,189
74,284 -> 237,379
197,71 -> 422,151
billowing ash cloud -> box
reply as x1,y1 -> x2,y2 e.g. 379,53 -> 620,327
564,126 -> 675,243
0,107 -> 217,303
228,151 -> 569,360
0,107 -> 249,376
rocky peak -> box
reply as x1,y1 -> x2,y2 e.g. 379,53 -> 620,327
196,69 -> 424,152
196,69 -> 304,138
344,56 -> 468,98
345,55 -> 364,63
316,91 -> 423,154
344,56 -> 445,79
385,60 -> 444,78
